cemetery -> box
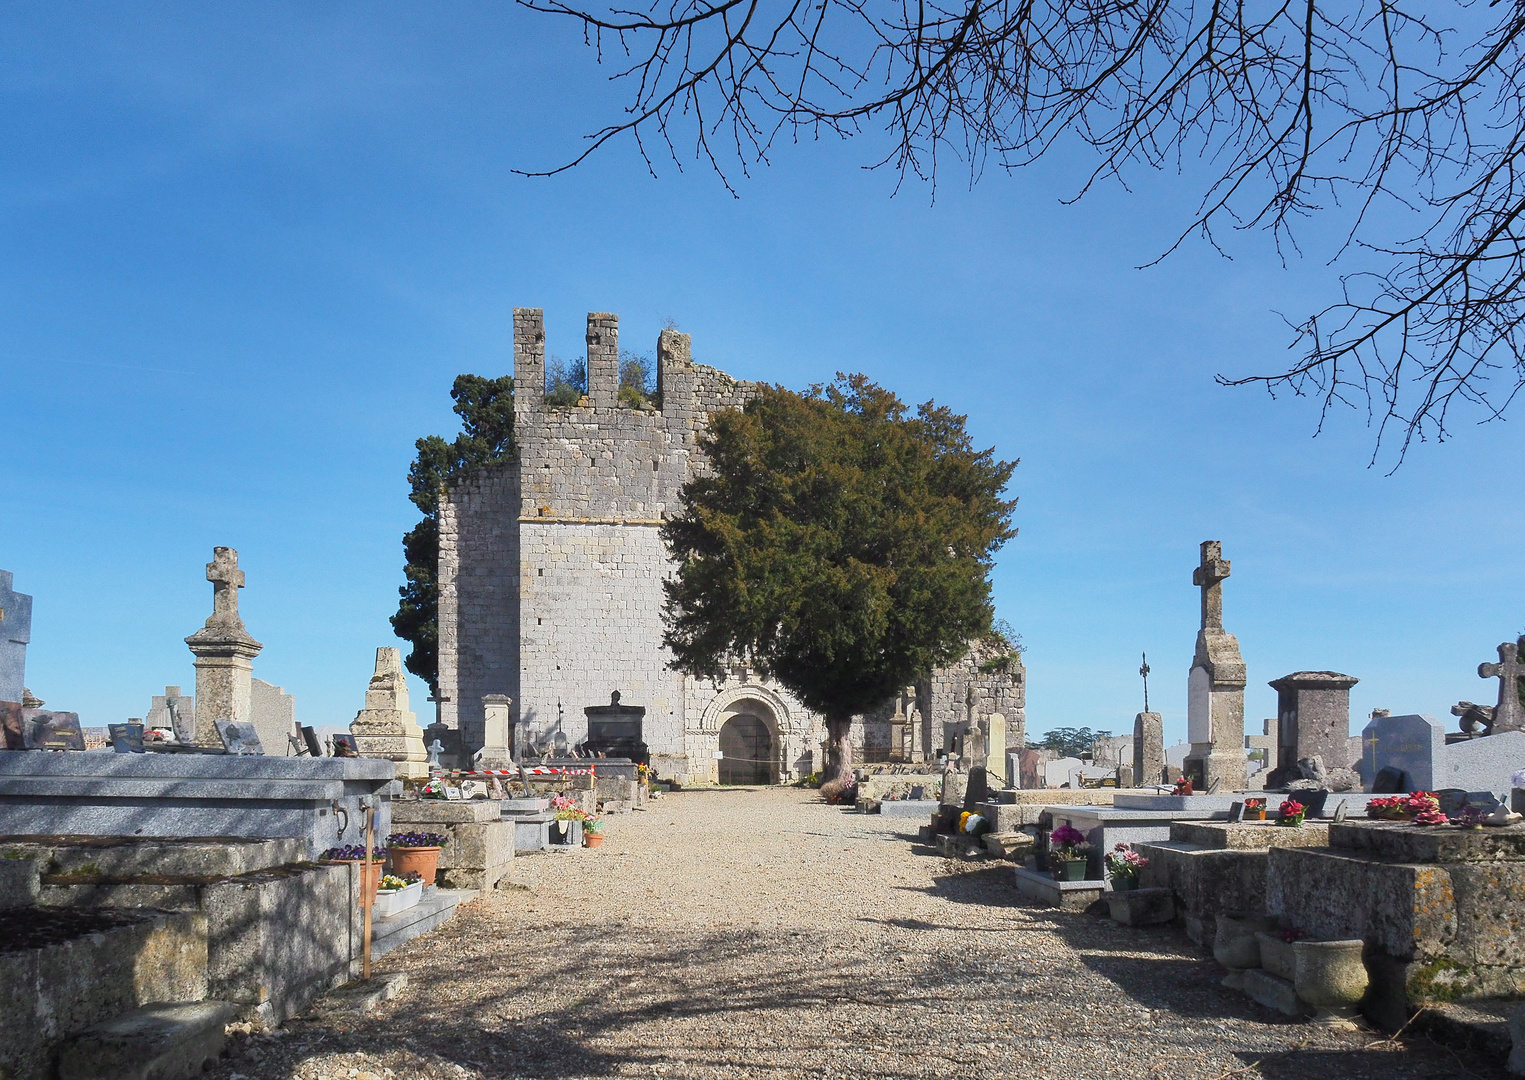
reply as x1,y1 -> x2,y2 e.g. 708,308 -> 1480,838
2,321 -> 1524,1079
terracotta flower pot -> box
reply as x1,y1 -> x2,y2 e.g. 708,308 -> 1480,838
585,833 -> 605,848
325,859 -> 383,903
389,846 -> 443,886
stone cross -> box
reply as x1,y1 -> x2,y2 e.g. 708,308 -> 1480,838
206,547 -> 246,629
1193,541 -> 1231,630
0,570 -> 33,705
1479,642 -> 1525,733
427,739 -> 444,768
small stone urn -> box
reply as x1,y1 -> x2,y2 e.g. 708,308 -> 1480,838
1213,914 -> 1276,989
1293,939 -> 1368,1021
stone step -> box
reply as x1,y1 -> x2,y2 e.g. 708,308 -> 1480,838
1011,865 -> 1105,911
369,888 -> 471,959
56,1000 -> 241,1080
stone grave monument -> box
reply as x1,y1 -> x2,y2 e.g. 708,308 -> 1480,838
184,548 -> 262,747
475,693 -> 515,769
1479,640 -> 1525,733
0,569 -> 33,705
1265,670 -> 1359,788
1360,713 -> 1446,791
1183,541 -> 1247,793
144,686 -> 195,742
1134,711 -> 1165,786
251,678 -> 296,757
348,647 -> 429,779
985,712 -> 1007,787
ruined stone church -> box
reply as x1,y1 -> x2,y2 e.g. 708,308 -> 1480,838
435,309 -> 1025,785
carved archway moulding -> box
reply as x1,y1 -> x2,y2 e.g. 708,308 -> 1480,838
695,684 -> 798,736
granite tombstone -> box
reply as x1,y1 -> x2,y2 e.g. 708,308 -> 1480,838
0,571 -> 32,706
1360,713 -> 1445,792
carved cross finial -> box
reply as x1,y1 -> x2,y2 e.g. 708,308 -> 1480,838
1192,541 -> 1231,630
1479,641 -> 1525,733
205,547 -> 246,626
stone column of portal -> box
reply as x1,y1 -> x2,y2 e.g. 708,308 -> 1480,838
1182,541 -> 1247,793
184,547 -> 263,747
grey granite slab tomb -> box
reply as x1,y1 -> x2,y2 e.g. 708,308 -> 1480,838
0,753 -> 393,859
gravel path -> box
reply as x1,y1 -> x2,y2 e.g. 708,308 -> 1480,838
213,787 -> 1505,1080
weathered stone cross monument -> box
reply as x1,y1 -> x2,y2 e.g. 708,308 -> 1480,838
1183,541 -> 1247,792
184,547 -> 263,746
1479,641 -> 1525,734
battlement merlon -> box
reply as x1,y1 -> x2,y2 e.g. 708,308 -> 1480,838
513,307 -> 546,418
586,312 -> 620,409
657,327 -> 696,414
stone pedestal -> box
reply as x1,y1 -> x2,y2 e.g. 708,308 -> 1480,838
985,712 -> 1007,786
1266,671 -> 1359,787
184,548 -> 262,748
349,647 -> 428,780
474,694 -> 515,770
1133,712 -> 1164,786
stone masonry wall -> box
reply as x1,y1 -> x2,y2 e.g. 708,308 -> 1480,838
921,640 -> 1026,755
438,463 -> 520,743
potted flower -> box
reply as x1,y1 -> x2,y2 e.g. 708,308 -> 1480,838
386,831 -> 448,884
1243,798 -> 1266,822
1105,843 -> 1149,891
584,817 -> 605,848
320,844 -> 386,902
1278,799 -> 1306,827
1172,777 -> 1194,796
1048,825 -> 1092,881
374,872 -> 423,917
549,795 -> 587,846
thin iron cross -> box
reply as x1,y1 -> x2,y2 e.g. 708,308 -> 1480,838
1140,653 -> 1151,714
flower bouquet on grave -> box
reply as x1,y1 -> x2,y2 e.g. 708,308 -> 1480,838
1173,777 -> 1194,796
420,777 -> 448,800
1105,843 -> 1149,890
1243,798 -> 1267,822
1365,796 -> 1409,820
1277,799 -> 1306,827
549,795 -> 589,845
319,844 -> 387,902
385,831 -> 448,885
1404,792 -> 1448,825
1049,825 -> 1092,881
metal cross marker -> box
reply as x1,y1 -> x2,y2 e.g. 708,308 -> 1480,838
1479,641 -> 1525,733
1192,541 -> 1231,630
1140,653 -> 1151,713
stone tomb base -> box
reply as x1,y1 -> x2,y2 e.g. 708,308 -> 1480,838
1268,820 -> 1525,1028
1011,865 -> 1106,911
390,800 -> 514,890
1137,821 -> 1330,945
0,753 -> 396,860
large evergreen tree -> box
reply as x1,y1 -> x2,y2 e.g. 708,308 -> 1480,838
392,375 -> 515,694
661,375 -> 1017,783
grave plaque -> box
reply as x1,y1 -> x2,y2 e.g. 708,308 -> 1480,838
108,723 -> 145,753
1360,713 -> 1444,792
22,709 -> 84,751
215,719 -> 264,756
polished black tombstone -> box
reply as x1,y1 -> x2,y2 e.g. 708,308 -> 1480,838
581,691 -> 649,765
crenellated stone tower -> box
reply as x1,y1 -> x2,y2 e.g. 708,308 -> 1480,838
436,309 -> 1023,784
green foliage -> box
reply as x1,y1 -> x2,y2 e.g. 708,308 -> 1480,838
662,373 -> 1018,731
1036,727 -> 1112,759
544,355 -> 587,407
392,374 -> 516,693
619,349 -> 659,408
978,617 -> 1023,673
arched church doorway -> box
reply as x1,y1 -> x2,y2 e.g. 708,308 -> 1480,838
718,713 -> 774,785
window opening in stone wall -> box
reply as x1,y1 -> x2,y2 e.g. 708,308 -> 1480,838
544,354 -> 587,407
537,569 -> 543,576
619,350 -> 660,409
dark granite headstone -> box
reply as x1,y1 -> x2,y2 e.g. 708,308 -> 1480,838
0,571 -> 33,705
22,709 -> 83,751
1360,713 -> 1445,792
108,723 -> 145,753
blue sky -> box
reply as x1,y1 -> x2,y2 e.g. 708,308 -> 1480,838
3,3 -> 1522,747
